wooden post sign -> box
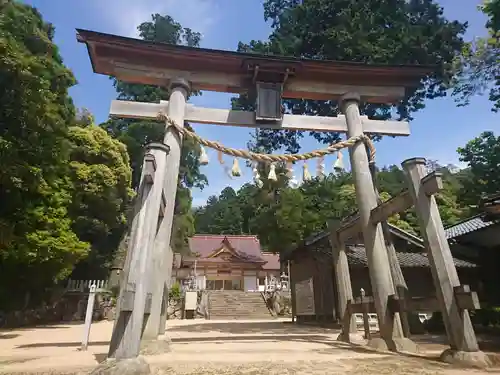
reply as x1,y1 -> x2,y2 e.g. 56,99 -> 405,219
81,284 -> 97,351
76,28 -> 434,367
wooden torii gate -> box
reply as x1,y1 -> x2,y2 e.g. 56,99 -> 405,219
76,29 -> 486,372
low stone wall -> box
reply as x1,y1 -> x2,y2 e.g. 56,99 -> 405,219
0,293 -> 114,328
264,290 -> 292,316
167,299 -> 183,319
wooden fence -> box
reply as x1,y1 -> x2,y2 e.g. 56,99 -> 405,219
65,279 -> 110,292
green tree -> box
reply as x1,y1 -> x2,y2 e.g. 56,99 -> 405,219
234,0 -> 467,153
66,118 -> 133,278
194,164 -> 470,252
103,14 -> 207,254
452,0 -> 500,111
457,131 -> 500,207
0,1 -> 89,309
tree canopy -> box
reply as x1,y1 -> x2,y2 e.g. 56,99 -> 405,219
233,0 -> 467,153
0,1 -> 88,308
67,116 -> 133,278
194,162 -> 472,254
457,131 -> 500,208
452,0 -> 500,111
0,1 -> 132,309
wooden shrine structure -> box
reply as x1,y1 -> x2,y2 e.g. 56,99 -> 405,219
76,29 -> 489,371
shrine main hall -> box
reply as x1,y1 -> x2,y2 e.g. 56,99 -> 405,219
171,234 -> 282,291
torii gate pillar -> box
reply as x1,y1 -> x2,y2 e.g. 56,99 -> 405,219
106,78 -> 190,368
341,92 -> 415,352
142,78 -> 191,341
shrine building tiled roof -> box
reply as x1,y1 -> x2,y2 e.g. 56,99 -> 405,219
346,245 -> 476,268
185,234 -> 281,269
444,215 -> 498,239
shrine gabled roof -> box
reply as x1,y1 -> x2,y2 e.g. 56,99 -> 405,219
76,28 -> 434,103
261,252 -> 281,270
188,234 -> 266,263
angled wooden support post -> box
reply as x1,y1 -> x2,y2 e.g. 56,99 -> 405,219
157,246 -> 174,336
143,174 -> 171,342
372,170 -> 411,339
341,93 -> 408,351
360,288 -> 372,340
328,220 -> 357,341
380,221 -> 411,338
402,158 -> 489,367
108,141 -> 169,361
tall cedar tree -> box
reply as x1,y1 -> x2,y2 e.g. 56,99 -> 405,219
452,0 -> 500,112
233,0 -> 467,154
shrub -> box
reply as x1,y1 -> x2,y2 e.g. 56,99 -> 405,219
169,282 -> 181,302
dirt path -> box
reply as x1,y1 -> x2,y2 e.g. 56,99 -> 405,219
1,319 -> 499,374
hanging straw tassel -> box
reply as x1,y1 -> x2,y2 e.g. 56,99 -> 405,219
333,150 -> 344,171
286,162 -> 299,188
317,156 -> 326,180
253,166 -> 264,188
217,150 -> 224,165
217,150 -> 233,179
199,146 -> 209,165
302,163 -> 312,182
268,163 -> 278,181
286,162 -> 293,178
231,158 -> 242,177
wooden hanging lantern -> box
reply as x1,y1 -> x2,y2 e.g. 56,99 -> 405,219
245,59 -> 299,122
256,81 -> 283,121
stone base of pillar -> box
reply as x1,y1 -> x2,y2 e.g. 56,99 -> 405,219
90,356 -> 151,375
366,337 -> 389,351
367,337 -> 419,353
139,335 -> 172,355
336,332 -> 365,345
392,337 -> 419,353
440,349 -> 491,369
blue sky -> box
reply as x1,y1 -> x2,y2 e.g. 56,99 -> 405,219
23,0 -> 498,206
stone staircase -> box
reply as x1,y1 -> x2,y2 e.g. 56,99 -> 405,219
208,291 -> 273,320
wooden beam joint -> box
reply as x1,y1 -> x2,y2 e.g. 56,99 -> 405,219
143,153 -> 156,184
120,290 -> 153,314
109,100 -> 411,136
386,285 -> 480,313
337,170 -> 444,242
421,171 -> 443,196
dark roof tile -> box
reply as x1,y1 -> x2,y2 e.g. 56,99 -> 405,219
346,246 -> 476,268
445,216 -> 498,239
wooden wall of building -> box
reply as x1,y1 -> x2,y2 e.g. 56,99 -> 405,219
290,252 -> 338,323
290,250 -> 479,321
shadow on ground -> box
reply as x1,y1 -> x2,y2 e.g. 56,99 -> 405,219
0,323 -> 74,332
17,341 -> 109,349
413,333 -> 500,353
0,333 -> 19,339
167,321 -> 334,335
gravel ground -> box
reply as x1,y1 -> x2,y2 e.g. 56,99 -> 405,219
4,357 -> 497,375
2,320 -> 500,375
